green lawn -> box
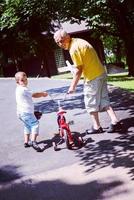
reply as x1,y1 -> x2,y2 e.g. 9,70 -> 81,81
107,73 -> 134,92
51,72 -> 73,80
52,72 -> 134,92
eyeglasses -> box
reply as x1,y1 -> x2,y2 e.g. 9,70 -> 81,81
55,38 -> 66,45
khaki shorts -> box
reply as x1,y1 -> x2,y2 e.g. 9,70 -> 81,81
84,73 -> 110,113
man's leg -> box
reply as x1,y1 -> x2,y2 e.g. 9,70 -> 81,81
106,106 -> 118,124
84,75 -> 104,134
86,111 -> 103,134
90,111 -> 100,129
106,106 -> 122,133
99,75 -> 122,133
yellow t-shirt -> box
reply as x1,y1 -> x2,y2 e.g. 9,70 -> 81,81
69,38 -> 105,81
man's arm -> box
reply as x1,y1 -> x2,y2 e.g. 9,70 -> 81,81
68,67 -> 82,93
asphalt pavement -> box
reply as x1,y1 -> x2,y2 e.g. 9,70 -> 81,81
0,77 -> 134,200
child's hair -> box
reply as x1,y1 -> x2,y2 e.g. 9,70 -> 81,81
15,71 -> 26,83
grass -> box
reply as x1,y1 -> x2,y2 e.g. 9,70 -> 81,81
107,73 -> 134,92
52,72 -> 134,92
51,72 -> 73,80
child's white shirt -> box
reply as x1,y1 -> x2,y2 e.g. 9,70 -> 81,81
16,85 -> 34,114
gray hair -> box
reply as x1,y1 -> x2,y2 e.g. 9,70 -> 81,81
54,29 -> 69,41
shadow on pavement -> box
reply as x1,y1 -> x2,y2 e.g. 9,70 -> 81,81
1,132 -> 134,199
34,84 -> 134,117
108,86 -> 134,116
120,117 -> 134,133
0,174 -> 124,200
0,165 -> 22,183
34,85 -> 134,135
38,131 -> 87,152
1,83 -> 133,199
75,131 -> 134,180
34,84 -> 85,114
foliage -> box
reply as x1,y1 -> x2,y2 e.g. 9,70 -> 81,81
55,0 -> 134,75
102,35 -> 126,64
0,0 -> 60,67
0,0 -> 134,75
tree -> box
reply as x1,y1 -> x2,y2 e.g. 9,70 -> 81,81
0,0 -> 61,75
0,0 -> 133,76
55,0 -> 134,76
102,35 -> 125,65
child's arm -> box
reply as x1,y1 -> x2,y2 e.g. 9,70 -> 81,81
32,91 -> 48,98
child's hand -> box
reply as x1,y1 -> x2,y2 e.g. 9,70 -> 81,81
42,92 -> 48,97
32,91 -> 48,98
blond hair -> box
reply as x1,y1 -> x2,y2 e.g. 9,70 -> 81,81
15,71 -> 26,83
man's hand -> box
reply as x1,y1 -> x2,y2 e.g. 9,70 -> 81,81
67,86 -> 75,94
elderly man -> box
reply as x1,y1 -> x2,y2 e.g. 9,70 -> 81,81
54,29 -> 121,133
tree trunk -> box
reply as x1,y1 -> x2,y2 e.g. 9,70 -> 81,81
125,41 -> 134,76
108,0 -> 134,76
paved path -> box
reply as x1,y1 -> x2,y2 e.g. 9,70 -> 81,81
0,78 -> 134,200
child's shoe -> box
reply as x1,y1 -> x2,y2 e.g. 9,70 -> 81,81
24,142 -> 31,148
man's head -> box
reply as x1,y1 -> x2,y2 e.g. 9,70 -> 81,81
54,29 -> 71,50
15,71 -> 28,86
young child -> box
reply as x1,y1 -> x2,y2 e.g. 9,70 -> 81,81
15,71 -> 48,152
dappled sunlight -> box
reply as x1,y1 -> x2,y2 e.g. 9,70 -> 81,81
75,133 -> 134,181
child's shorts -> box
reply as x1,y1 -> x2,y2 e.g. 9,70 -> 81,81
18,113 -> 39,135
84,73 -> 110,113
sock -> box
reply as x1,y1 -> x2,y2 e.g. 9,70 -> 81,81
111,120 -> 118,125
94,126 -> 101,130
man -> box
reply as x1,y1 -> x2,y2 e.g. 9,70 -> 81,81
54,29 -> 121,133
